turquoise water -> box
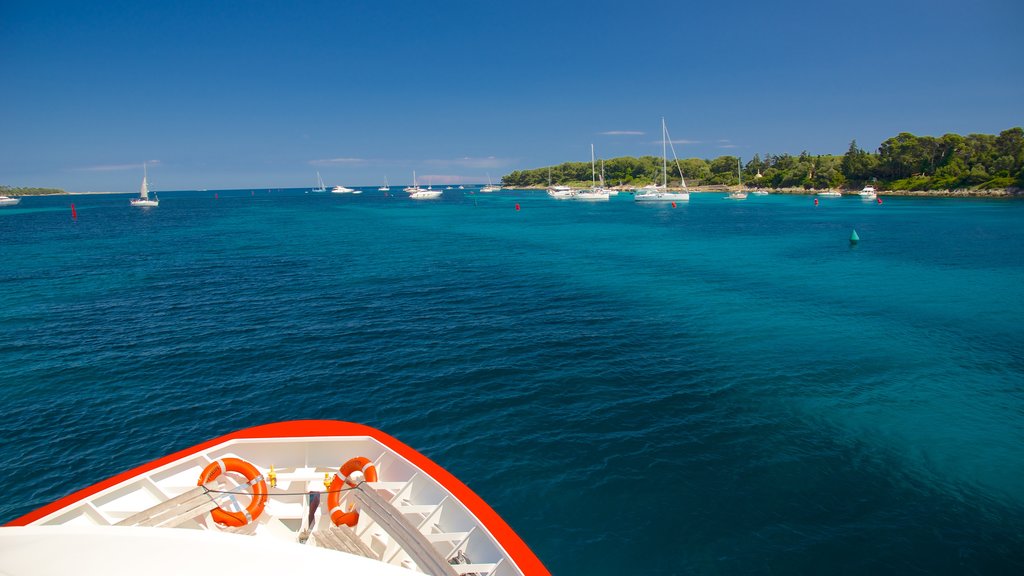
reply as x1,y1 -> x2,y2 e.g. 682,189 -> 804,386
2,189 -> 1022,573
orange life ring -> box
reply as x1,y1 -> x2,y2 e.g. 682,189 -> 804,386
197,457 -> 268,527
327,456 -> 378,527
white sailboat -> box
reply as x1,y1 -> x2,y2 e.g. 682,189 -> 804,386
405,171 -> 441,199
635,118 -> 690,202
598,159 -> 618,196
378,176 -> 390,192
481,173 -> 500,193
0,195 -> 20,207
727,158 -> 748,200
130,164 -> 159,207
312,172 -> 326,193
573,144 -> 609,201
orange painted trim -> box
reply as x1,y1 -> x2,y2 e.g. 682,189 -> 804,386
5,420 -> 550,576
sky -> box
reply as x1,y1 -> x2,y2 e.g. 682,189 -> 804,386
2,0 -> 1022,191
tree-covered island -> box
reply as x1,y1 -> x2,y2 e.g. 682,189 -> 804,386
501,128 -> 1024,194
0,186 -> 65,196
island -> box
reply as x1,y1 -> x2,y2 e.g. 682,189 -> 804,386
501,128 -> 1024,196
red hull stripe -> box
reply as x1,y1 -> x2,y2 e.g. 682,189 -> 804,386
6,420 -> 549,576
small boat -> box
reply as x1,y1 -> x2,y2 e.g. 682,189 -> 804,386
751,189 -> 769,196
403,171 -> 421,193
2,420 -> 549,576
0,195 -> 21,207
727,158 -> 747,200
313,172 -> 327,193
546,185 -> 575,199
480,174 -> 500,193
636,118 -> 690,203
130,164 -> 159,207
598,159 -> 617,196
404,171 -> 441,199
859,185 -> 877,199
817,189 -> 842,197
572,145 -> 609,201
332,185 -> 360,194
378,176 -> 390,192
409,189 -> 443,200
457,185 -> 464,190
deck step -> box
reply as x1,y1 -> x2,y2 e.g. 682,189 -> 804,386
115,485 -> 220,528
313,525 -> 379,559
351,485 -> 458,576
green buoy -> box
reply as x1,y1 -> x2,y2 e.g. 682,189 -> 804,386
850,229 -> 860,244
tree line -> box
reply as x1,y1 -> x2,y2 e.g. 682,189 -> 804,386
0,185 -> 65,196
501,128 -> 1024,191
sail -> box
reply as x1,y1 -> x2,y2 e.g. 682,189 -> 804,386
140,165 -> 149,199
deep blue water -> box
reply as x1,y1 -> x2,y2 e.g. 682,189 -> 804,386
2,189 -> 1023,574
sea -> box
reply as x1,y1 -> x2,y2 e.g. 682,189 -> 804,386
1,188 -> 1022,574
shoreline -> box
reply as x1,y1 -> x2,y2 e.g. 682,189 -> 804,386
515,185 -> 1022,198
7,187 -> 1021,199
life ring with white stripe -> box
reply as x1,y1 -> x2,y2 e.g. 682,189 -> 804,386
327,456 -> 378,527
197,457 -> 268,527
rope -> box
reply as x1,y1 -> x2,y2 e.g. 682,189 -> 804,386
202,482 -> 366,497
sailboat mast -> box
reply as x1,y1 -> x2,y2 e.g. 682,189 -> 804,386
738,157 -> 742,187
591,144 -> 596,187
662,118 -> 668,188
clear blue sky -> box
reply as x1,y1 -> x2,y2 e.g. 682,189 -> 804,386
2,0 -> 1022,191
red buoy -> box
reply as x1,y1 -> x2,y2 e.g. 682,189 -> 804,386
515,203 -> 520,211
877,197 -> 883,204
671,202 -> 676,208
215,193 -> 219,199
814,198 -> 819,206
71,203 -> 77,220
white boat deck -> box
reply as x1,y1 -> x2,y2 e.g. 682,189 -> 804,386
13,431 -> 528,576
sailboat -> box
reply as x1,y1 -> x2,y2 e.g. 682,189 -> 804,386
728,158 -> 748,199
405,171 -> 441,199
635,118 -> 690,202
312,172 -> 326,193
378,176 -> 390,192
481,173 -> 500,193
599,159 -> 617,196
130,164 -> 159,207
573,144 -> 609,201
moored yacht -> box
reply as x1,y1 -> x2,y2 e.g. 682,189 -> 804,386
635,118 -> 690,203
0,195 -> 21,207
546,185 -> 575,199
480,174 -> 500,193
